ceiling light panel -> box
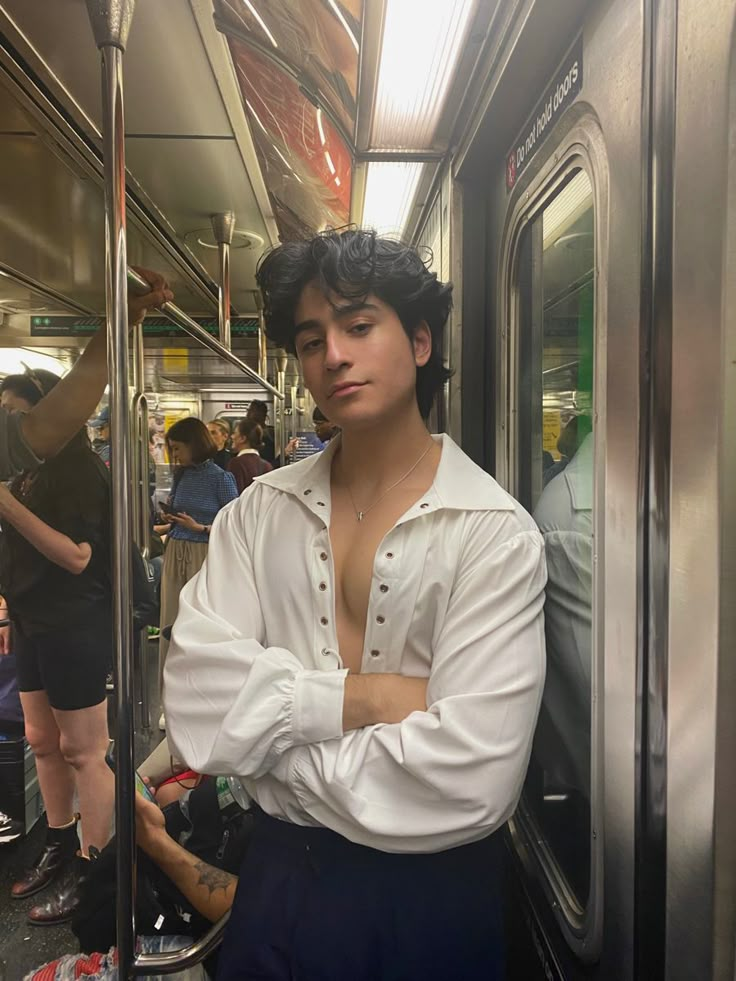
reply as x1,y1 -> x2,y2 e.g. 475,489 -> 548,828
361,161 -> 423,237
371,0 -> 476,150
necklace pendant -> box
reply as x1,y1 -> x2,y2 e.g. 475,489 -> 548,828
357,511 -> 364,522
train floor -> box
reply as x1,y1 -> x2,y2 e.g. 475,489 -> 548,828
0,637 -> 164,981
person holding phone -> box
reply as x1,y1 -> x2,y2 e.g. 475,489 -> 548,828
157,419 -> 237,731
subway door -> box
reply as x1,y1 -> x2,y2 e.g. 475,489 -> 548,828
492,3 -> 646,980
666,2 -> 736,979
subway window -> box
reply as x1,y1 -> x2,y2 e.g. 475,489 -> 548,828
514,168 -> 596,916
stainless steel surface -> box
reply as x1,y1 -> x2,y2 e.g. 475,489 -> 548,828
0,0 -> 270,312
85,0 -> 135,50
211,211 -> 234,351
127,268 -> 283,400
501,141 -> 604,962
484,2 -> 645,974
90,17 -> 138,976
637,0 -> 676,974
667,2 -> 736,978
0,263 -> 96,318
133,912 -> 230,976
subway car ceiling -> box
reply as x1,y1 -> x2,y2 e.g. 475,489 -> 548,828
0,0 -> 502,355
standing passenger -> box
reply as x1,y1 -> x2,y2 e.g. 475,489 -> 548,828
0,269 -> 169,482
157,418 -> 237,731
0,371 -> 114,925
207,419 -> 233,470
227,419 -> 273,494
164,229 -> 546,980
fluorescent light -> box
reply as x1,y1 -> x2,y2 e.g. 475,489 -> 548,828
371,0 -> 476,149
0,349 -> 66,377
316,108 -> 326,146
324,151 -> 336,175
362,161 -> 423,237
334,176 -> 341,187
326,0 -> 359,53
242,0 -> 278,49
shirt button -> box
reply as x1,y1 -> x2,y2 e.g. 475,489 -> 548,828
320,616 -> 328,626
370,649 -> 380,658
376,615 -> 385,624
385,552 -> 394,559
304,489 -> 312,496
320,552 -> 328,561
420,503 -> 429,509
317,501 -> 325,507
321,648 -> 331,657
319,582 -> 327,591
379,584 -> 389,593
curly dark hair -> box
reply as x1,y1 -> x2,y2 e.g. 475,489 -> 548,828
256,228 -> 453,418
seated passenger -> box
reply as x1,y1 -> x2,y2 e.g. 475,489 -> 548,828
533,425 -> 593,799
227,419 -> 273,494
164,228 -> 547,981
207,419 -> 233,470
26,781 -> 249,981
0,371 -> 115,925
158,419 -> 238,731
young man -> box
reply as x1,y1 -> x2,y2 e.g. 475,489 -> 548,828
164,229 -> 547,980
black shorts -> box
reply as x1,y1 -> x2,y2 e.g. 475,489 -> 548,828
14,617 -> 112,711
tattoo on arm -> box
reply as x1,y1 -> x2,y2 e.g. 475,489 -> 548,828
192,860 -> 236,897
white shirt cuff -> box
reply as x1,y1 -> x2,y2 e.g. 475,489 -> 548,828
292,668 -> 348,745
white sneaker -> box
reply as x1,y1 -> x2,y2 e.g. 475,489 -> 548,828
158,713 -> 166,731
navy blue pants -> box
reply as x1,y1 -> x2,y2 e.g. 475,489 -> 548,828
216,809 -> 504,980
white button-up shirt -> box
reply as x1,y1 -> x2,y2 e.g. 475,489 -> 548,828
164,434 -> 547,853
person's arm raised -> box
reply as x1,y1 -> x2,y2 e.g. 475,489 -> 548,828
19,268 -> 172,460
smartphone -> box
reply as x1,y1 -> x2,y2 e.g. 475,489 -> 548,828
105,750 -> 156,802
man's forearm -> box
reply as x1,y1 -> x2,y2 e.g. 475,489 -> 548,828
141,832 -> 237,924
342,674 -> 428,731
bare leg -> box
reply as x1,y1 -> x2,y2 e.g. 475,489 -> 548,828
55,700 -> 114,855
20,691 -> 75,828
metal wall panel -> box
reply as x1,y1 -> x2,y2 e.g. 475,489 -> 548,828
668,3 -> 736,979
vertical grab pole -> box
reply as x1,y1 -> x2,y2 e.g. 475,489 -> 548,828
211,211 -> 235,351
132,323 -> 151,730
276,349 -> 288,464
255,292 -> 268,380
85,2 -> 137,978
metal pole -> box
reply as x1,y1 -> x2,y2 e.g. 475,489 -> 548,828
126,268 -> 283,400
85,3 -> 137,978
211,211 -> 235,351
255,291 -> 268,380
276,349 -> 287,464
131,325 -> 151,730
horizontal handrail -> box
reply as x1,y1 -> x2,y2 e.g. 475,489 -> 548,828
127,268 -> 283,400
132,911 -> 231,976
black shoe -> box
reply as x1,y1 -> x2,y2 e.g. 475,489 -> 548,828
27,854 -> 89,926
11,816 -> 79,899
0,810 -> 22,845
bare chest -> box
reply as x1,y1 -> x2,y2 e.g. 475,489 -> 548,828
330,475 -> 437,673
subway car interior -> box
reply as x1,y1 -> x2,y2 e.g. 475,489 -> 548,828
0,0 -> 734,978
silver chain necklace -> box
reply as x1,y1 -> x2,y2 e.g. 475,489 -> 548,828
345,438 -> 435,522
